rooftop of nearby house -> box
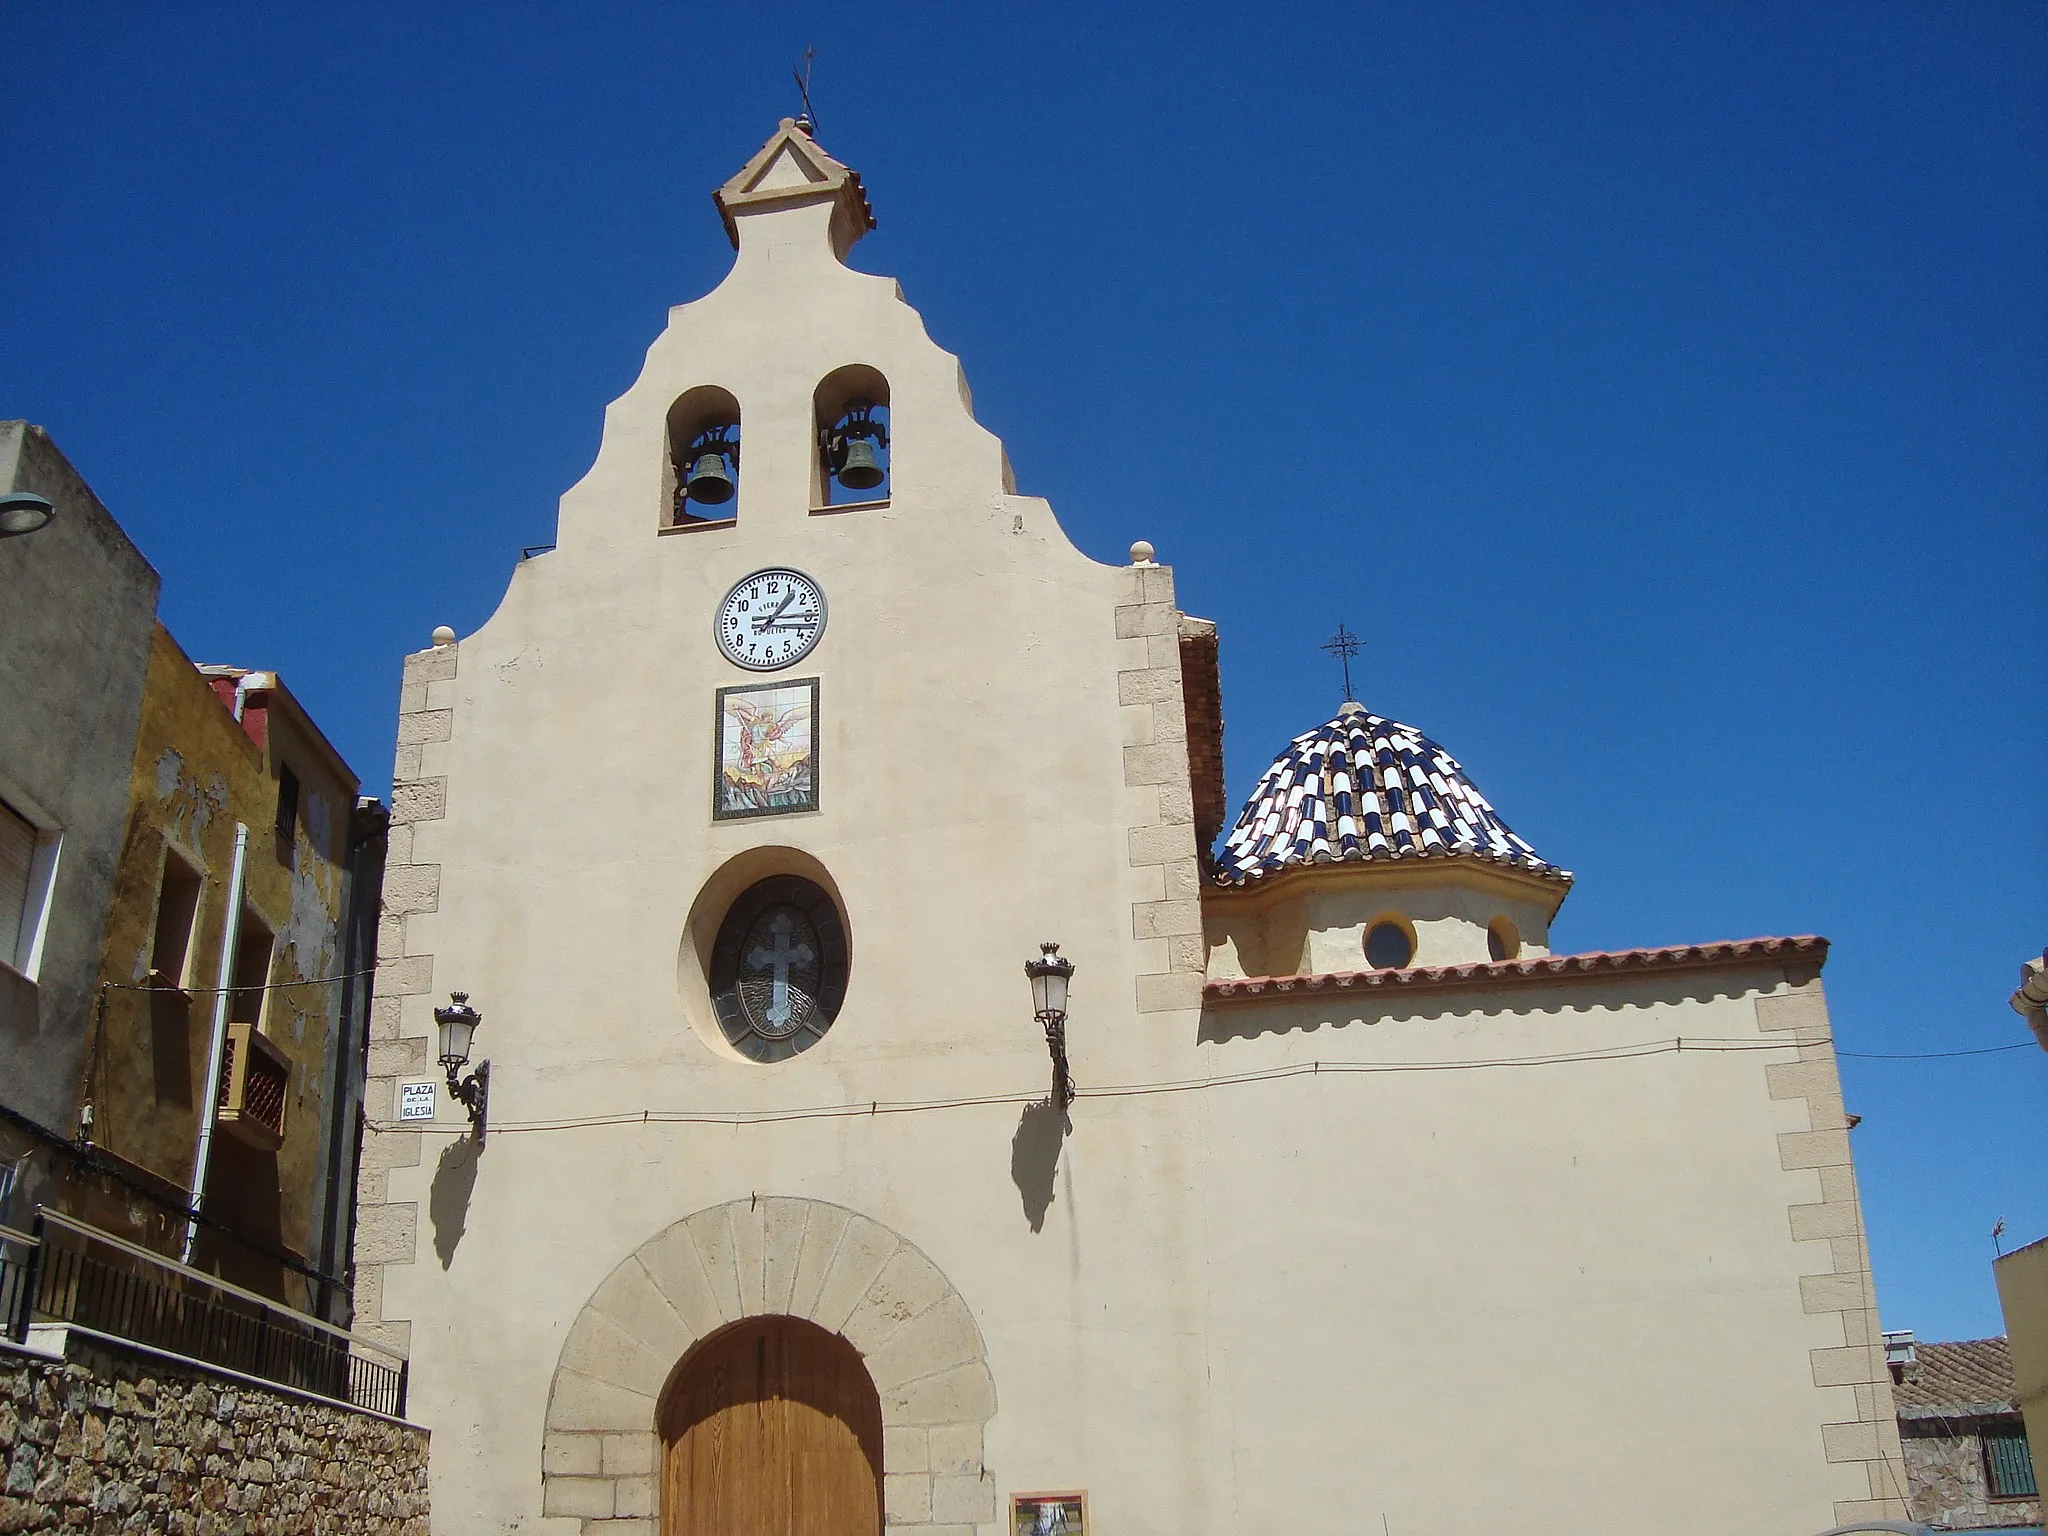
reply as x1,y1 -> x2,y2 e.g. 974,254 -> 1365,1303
1892,1335 -> 2022,1421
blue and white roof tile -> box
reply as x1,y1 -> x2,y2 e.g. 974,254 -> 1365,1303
1215,704 -> 1569,887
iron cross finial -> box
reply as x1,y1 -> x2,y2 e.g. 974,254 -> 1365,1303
793,47 -> 819,134
1322,624 -> 1363,703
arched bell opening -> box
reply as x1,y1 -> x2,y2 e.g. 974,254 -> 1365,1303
813,364 -> 890,510
666,385 -> 743,527
658,1315 -> 884,1536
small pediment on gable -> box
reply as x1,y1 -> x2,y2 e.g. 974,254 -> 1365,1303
715,118 -> 876,256
745,140 -> 829,193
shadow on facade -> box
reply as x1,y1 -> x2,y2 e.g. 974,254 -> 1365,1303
1010,1096 -> 1066,1233
430,1138 -> 479,1269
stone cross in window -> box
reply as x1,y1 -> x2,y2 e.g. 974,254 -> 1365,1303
748,910 -> 816,1033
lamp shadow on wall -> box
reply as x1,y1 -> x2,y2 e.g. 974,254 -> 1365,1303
430,1137 -> 480,1269
1010,1096 -> 1067,1233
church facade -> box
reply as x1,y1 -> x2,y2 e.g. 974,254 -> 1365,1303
352,123 -> 1908,1534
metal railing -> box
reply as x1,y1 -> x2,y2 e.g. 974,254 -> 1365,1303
5,1210 -> 407,1418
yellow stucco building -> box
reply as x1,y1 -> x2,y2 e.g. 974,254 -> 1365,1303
352,123 -> 1909,1535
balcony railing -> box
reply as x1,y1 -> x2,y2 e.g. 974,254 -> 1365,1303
2,1210 -> 406,1419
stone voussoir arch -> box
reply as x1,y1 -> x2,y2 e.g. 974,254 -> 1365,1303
541,1196 -> 997,1534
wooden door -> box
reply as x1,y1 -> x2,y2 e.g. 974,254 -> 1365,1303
662,1316 -> 883,1536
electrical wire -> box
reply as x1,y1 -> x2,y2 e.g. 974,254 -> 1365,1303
100,965 -> 378,995
365,1032 -> 1816,1138
1837,1042 -> 2036,1060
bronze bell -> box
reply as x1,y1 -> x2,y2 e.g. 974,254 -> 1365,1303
835,436 -> 885,492
685,452 -> 735,505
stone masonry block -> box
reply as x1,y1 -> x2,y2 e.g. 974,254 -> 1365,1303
353,1204 -> 418,1267
1128,825 -> 1188,867
544,1433 -> 601,1476
1810,1344 -> 1881,1388
1132,899 -> 1201,940
885,1473 -> 932,1524
636,1224 -> 730,1340
541,1476 -> 615,1519
1790,1202 -> 1861,1242
845,1245 -> 950,1356
682,1206 -> 743,1322
1778,1129 -> 1851,1171
1766,1059 -> 1837,1103
366,1036 -> 429,1080
359,1126 -> 422,1171
392,744 -> 423,781
863,1295 -> 981,1394
730,1198 -> 768,1317
1167,934 -> 1205,972
931,1475 -> 996,1525
592,1258 -> 696,1360
1136,565 -> 1176,603
761,1197 -> 809,1316
368,995 -> 404,1041
1154,780 -> 1194,826
396,709 -> 453,746
424,678 -> 457,710
882,1362 -> 996,1428
788,1201 -> 853,1323
398,682 -> 428,714
1801,1273 -> 1866,1315
613,1477 -> 656,1518
1151,697 -> 1187,742
546,1370 -> 656,1435
1756,988 -> 1829,1036
1146,632 -> 1182,668
380,954 -> 435,996
883,1427 -> 929,1474
1116,667 -> 1180,706
1113,602 -> 1177,639
1137,970 -> 1205,1013
1123,744 -> 1183,788
376,915 -> 409,963
811,1217 -> 900,1336
403,646 -> 459,685
382,822 -> 414,868
596,1521 -> 657,1536
1162,858 -> 1201,900
925,1424 -> 982,1476
1821,1421 -> 1884,1463
390,779 -> 448,825
356,1167 -> 387,1204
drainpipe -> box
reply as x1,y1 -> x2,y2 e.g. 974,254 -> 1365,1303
184,821 -> 250,1263
230,671 -> 272,723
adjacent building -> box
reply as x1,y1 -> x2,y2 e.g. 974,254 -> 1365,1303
1891,1333 -> 2041,1530
0,424 -> 384,1324
351,123 -> 1911,1534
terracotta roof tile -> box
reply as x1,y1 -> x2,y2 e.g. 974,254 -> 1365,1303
1204,935 -> 1829,1004
1894,1338 -> 2020,1418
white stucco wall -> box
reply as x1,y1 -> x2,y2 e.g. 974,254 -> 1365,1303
355,128 -> 1903,1536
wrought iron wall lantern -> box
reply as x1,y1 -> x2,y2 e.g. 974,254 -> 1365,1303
821,398 -> 888,494
680,425 -> 740,509
1025,943 -> 1075,1110
434,991 -> 490,1144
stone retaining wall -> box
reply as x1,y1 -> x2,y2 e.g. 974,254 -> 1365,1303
0,1335 -> 428,1535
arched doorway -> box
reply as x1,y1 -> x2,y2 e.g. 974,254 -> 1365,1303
661,1315 -> 883,1536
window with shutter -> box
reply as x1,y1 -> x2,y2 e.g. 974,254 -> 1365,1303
1986,1428 -> 2037,1499
0,800 -> 36,973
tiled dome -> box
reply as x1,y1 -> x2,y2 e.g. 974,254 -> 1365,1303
1215,704 -> 1568,886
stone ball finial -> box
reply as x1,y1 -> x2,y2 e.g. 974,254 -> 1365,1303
431,626 -> 457,649
1129,540 -> 1156,566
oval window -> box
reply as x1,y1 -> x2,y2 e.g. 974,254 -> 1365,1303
1364,921 -> 1413,971
708,875 -> 849,1062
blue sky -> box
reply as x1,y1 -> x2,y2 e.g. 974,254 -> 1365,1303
4,4 -> 2042,1339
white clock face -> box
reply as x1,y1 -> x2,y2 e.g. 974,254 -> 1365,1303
715,568 -> 827,671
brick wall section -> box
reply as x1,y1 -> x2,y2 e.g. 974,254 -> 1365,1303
0,1335 -> 428,1534
1757,980 -> 1913,1524
1176,620 -> 1224,874
1115,565 -> 1206,1015
351,644 -> 456,1358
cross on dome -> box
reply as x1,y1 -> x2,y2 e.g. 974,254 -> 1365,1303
1215,704 -> 1569,887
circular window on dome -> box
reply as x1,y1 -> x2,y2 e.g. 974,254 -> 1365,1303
1488,917 -> 1521,962
707,875 -> 849,1062
1364,920 -> 1414,971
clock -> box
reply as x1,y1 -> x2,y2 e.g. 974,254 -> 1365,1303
715,567 -> 827,671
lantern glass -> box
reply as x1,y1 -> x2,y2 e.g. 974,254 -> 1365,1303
1026,945 -> 1073,1021
436,994 -> 481,1067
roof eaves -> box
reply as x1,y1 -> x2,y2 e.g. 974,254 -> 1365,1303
1203,935 -> 1830,1005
